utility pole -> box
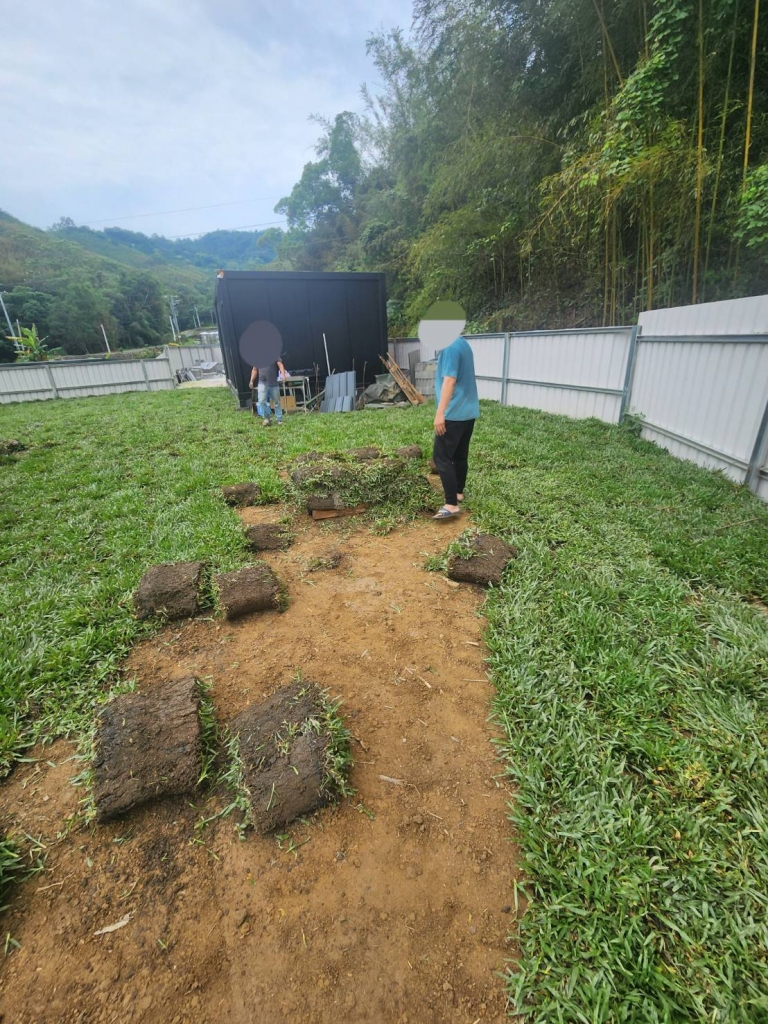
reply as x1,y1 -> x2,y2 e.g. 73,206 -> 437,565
0,292 -> 16,341
100,323 -> 112,353
194,306 -> 201,329
169,315 -> 177,341
165,295 -> 180,337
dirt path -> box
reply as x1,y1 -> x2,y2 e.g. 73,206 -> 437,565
1,510 -> 519,1024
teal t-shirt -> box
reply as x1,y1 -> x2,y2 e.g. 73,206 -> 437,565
435,336 -> 479,421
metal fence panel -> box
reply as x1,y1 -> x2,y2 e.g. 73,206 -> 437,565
0,357 -> 175,403
466,334 -> 505,376
145,359 -> 175,391
639,295 -> 768,336
387,339 -> 421,369
52,360 -> 147,398
465,334 -> 505,402
0,363 -> 53,403
463,328 -> 631,422
507,328 -> 630,393
758,448 -> 768,502
504,381 -> 623,422
630,339 -> 768,484
165,344 -> 223,372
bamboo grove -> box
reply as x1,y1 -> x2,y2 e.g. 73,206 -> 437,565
273,0 -> 767,330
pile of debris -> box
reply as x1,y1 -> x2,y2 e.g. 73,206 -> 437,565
357,372 -> 410,408
357,355 -> 427,409
290,445 -> 433,520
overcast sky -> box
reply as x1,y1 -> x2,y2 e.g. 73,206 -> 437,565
1,0 -> 414,238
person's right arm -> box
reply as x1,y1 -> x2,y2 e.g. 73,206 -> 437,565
249,368 -> 258,388
434,376 -> 456,435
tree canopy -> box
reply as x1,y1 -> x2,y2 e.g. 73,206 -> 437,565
271,0 -> 767,330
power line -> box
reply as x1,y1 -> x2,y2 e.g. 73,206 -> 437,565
82,197 -> 283,227
163,219 -> 285,240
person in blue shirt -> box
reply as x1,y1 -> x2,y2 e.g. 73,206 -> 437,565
432,335 -> 479,519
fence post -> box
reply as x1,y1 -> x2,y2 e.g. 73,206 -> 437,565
44,362 -> 59,400
745,396 -> 768,494
140,360 -> 151,392
618,325 -> 640,423
500,333 -> 510,406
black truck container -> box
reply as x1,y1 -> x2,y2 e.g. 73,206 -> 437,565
215,270 -> 388,409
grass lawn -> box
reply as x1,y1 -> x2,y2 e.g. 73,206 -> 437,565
1,388 -> 768,1020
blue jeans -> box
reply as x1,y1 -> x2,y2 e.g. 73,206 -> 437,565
257,382 -> 282,421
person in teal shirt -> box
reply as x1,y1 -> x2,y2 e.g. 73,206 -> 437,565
432,335 -> 479,519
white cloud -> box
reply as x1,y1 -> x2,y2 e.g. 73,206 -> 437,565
0,0 -> 413,235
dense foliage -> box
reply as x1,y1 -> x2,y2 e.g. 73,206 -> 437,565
275,0 -> 767,330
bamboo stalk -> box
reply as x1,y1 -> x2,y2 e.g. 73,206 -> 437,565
704,0 -> 739,294
692,0 -> 705,303
743,0 -> 760,192
610,206 -> 618,324
592,0 -> 624,85
648,182 -> 655,310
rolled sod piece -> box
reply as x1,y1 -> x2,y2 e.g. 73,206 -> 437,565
133,561 -> 204,620
230,681 -> 331,834
244,524 -> 291,551
221,482 -> 262,507
447,534 -> 517,587
396,445 -> 423,459
93,676 -> 201,823
216,562 -> 282,618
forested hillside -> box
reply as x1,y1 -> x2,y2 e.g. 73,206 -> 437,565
0,213 -> 278,358
274,0 -> 767,331
51,220 -> 279,274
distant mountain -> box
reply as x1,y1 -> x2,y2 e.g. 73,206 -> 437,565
53,221 -> 280,273
0,211 -> 282,357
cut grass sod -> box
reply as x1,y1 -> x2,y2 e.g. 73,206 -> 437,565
1,389 -> 768,1020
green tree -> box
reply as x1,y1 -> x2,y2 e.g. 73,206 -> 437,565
3,288 -> 54,340
0,336 -> 17,363
49,281 -> 115,355
109,272 -> 164,348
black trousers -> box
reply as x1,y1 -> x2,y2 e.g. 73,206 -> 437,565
433,419 -> 475,506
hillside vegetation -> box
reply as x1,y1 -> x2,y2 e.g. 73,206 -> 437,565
0,212 -> 277,357
273,0 -> 768,332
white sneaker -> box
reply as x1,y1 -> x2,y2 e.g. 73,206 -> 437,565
262,418 -> 271,427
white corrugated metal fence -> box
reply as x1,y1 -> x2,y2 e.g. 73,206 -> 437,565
389,297 -> 768,500
0,345 -> 223,405
1,306 -> 766,500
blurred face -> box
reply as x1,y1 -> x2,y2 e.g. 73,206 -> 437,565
418,318 -> 466,360
237,320 -> 282,368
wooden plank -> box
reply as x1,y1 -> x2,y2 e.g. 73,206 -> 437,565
392,362 -> 426,404
379,355 -> 427,405
311,504 -> 368,520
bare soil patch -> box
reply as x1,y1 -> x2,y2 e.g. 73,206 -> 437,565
0,510 -> 518,1024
